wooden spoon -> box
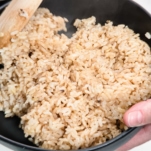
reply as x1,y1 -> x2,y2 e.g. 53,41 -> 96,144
0,0 -> 43,48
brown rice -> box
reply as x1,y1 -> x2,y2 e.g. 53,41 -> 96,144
0,8 -> 151,150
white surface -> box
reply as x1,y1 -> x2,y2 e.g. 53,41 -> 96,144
0,145 -> 12,151
133,0 -> 151,14
0,0 -> 151,151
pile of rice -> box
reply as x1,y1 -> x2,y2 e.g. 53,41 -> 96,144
0,8 -> 151,150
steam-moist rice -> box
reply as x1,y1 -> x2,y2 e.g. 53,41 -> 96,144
0,8 -> 151,150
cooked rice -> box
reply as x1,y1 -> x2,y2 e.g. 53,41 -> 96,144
145,32 -> 151,39
0,8 -> 151,150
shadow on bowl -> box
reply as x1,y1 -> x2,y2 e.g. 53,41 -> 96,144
0,0 -> 151,151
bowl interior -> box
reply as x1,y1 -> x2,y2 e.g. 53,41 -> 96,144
0,0 -> 151,150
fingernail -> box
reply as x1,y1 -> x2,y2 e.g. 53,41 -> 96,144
128,111 -> 143,127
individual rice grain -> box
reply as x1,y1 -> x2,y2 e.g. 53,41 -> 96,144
145,32 -> 151,39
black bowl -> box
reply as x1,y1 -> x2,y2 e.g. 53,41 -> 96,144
0,0 -> 151,151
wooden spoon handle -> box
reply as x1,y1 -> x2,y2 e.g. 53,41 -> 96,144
0,0 -> 42,48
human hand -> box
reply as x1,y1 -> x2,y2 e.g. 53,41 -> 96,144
117,99 -> 151,151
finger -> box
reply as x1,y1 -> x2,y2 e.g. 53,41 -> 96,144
117,124 -> 151,151
123,99 -> 151,127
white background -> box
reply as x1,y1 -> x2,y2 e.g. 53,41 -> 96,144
0,0 -> 151,151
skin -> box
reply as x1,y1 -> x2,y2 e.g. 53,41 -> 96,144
117,99 -> 151,151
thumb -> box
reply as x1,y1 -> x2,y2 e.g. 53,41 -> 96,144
123,99 -> 151,127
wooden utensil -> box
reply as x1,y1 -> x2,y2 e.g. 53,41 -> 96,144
0,0 -> 43,48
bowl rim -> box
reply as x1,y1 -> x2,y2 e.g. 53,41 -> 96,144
0,0 -> 150,150
131,0 -> 151,17
0,127 -> 140,151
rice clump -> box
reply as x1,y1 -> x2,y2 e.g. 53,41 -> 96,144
0,8 -> 151,150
